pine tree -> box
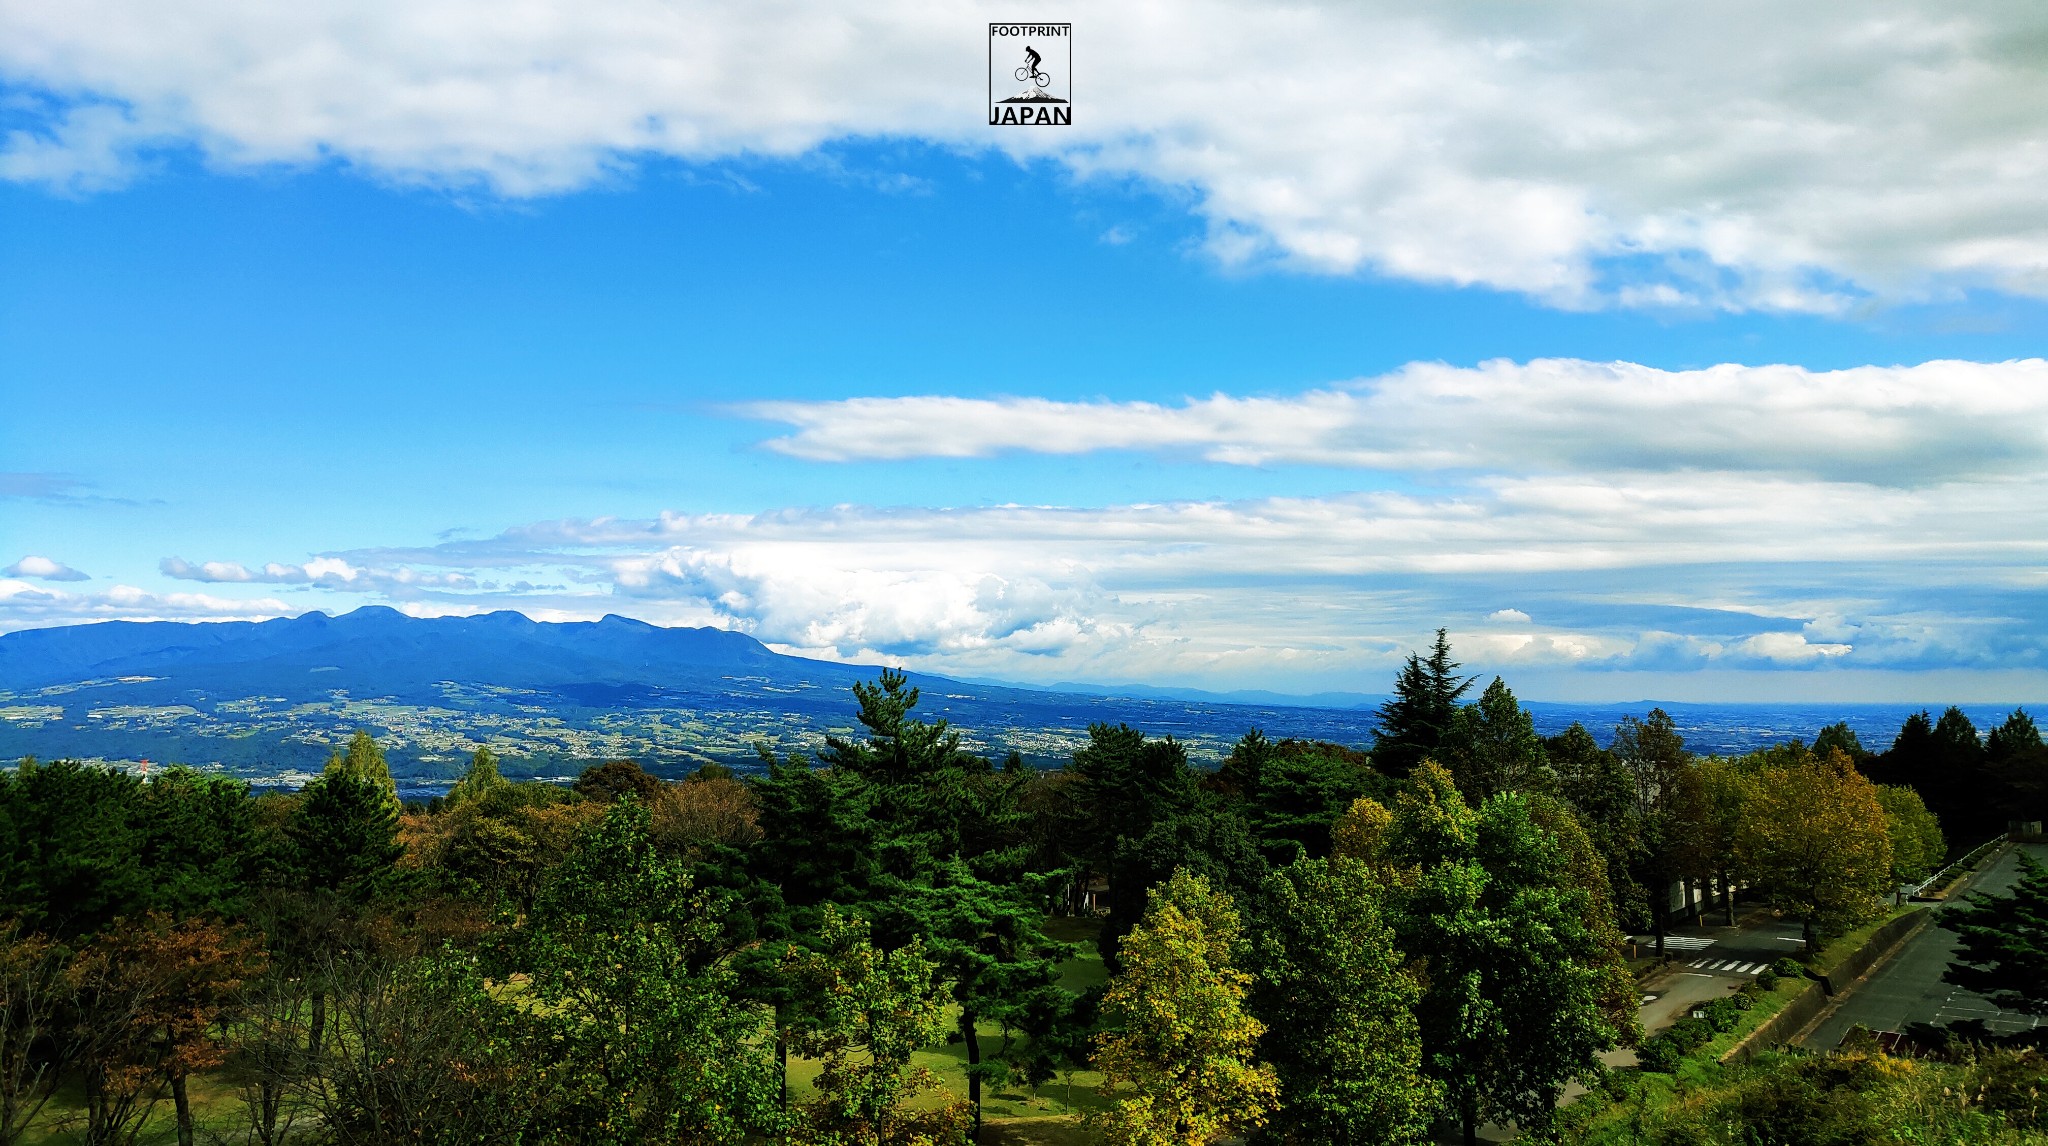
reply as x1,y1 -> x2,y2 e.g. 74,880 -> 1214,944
1372,630 -> 1475,779
1942,852 -> 2048,1015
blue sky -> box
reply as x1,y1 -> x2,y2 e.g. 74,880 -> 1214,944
4,3 -> 2048,702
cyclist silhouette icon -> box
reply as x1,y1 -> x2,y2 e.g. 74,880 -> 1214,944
1015,45 -> 1052,88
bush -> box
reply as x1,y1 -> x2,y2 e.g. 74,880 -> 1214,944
1771,957 -> 1805,979
1637,1036 -> 1682,1074
1755,967 -> 1779,990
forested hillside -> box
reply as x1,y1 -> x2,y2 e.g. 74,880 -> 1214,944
3,635 -> 2045,1144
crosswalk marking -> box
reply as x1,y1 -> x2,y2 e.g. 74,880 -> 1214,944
1658,936 -> 1717,951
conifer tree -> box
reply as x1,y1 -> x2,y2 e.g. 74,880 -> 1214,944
1371,630 -> 1476,779
1942,852 -> 2048,1015
1440,677 -> 1549,801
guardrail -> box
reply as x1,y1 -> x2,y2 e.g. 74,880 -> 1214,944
1906,834 -> 2007,901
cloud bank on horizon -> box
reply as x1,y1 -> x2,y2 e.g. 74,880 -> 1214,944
6,356 -> 2029,697
7,0 -> 2048,309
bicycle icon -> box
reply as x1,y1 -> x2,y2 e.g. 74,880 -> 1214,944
1015,45 -> 1051,89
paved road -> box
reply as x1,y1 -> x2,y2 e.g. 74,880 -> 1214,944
1800,843 -> 2048,1049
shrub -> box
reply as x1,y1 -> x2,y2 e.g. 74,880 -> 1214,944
1755,967 -> 1779,990
1771,957 -> 1805,979
1636,1037 -> 1682,1074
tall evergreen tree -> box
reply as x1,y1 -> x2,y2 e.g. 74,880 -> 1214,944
819,672 -> 1072,1139
282,769 -> 403,902
1372,629 -> 1476,779
1987,709 -> 2043,763
1813,721 -> 1869,762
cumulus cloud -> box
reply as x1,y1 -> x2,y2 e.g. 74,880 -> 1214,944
746,357 -> 2048,484
3,555 -> 89,581
6,2 -> 2048,306
613,547 -> 1120,658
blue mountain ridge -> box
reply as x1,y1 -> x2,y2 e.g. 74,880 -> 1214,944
0,608 -> 2013,787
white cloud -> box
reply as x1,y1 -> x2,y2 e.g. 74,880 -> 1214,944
613,547 -> 1121,659
745,357 -> 2048,484
0,579 -> 293,629
7,2 -> 2048,306
154,455 -> 2043,688
3,555 -> 90,581
161,555 -> 474,589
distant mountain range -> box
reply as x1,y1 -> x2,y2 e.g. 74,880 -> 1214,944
0,608 -> 2011,789
0,608 -> 1392,784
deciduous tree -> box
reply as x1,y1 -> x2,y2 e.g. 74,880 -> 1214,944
1094,869 -> 1278,1146
1734,747 -> 1893,949
1243,857 -> 1435,1146
782,907 -> 965,1145
1385,765 -> 1625,1145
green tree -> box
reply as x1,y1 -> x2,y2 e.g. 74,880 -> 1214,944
1093,869 -> 1278,1146
1611,709 -> 1691,954
0,759 -> 149,940
509,795 -> 785,1144
1384,764 -> 1624,1145
1243,857 -> 1435,1145
1440,677 -> 1550,801
782,907 -> 966,1145
1734,747 -> 1893,949
281,769 -> 403,902
1371,630 -> 1476,779
327,731 -> 397,801
443,745 -> 508,808
1987,708 -> 2043,762
1547,723 -> 1649,933
818,673 -> 1073,1137
1215,734 -> 1383,862
1941,852 -> 2048,1015
1813,721 -> 1869,762
1875,785 -> 1945,888
137,768 -> 262,923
